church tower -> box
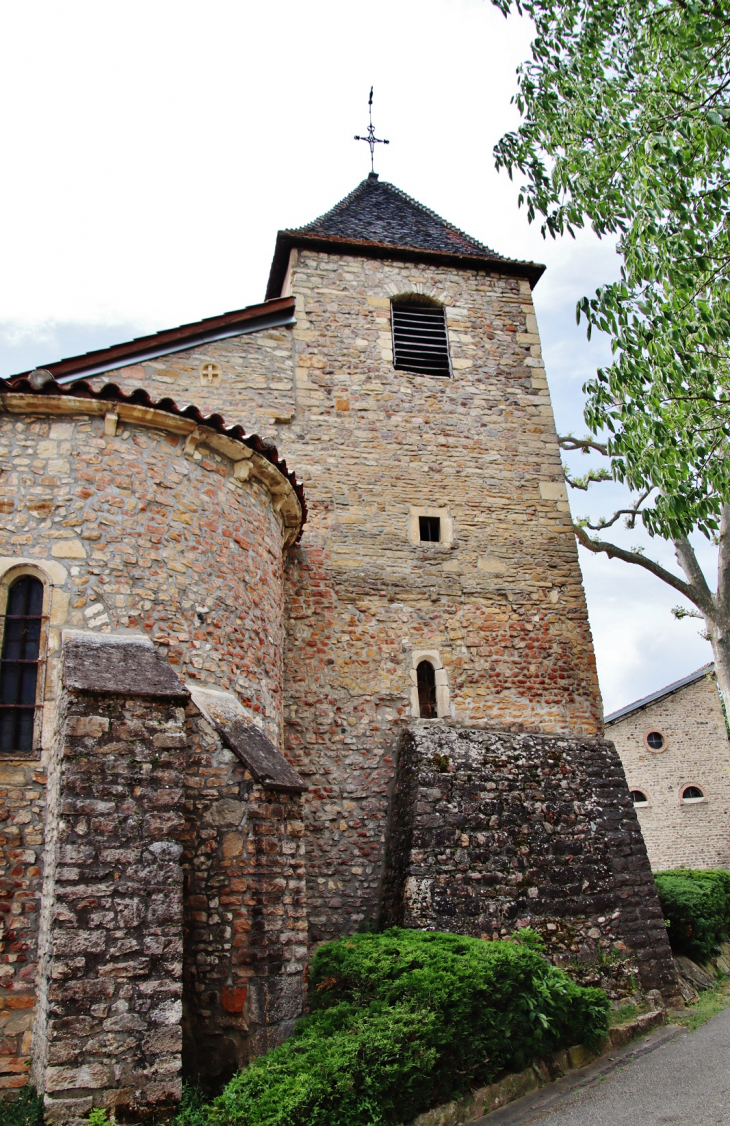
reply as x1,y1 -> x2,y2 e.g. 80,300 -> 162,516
264,173 -> 606,940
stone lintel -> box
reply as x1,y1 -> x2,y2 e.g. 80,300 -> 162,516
62,630 -> 189,700
189,686 -> 306,792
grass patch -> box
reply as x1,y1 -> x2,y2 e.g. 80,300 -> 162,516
607,1001 -> 642,1028
668,973 -> 730,1032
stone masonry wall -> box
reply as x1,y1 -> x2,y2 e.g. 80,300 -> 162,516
0,761 -> 44,1091
607,671 -> 730,871
383,725 -> 680,1003
79,249 -> 604,943
0,411 -> 287,744
36,686 -> 188,1122
182,710 -> 306,1088
86,326 -> 296,442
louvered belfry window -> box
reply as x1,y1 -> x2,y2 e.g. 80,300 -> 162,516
391,301 -> 451,377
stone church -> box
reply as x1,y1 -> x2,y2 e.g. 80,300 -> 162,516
0,173 -> 678,1120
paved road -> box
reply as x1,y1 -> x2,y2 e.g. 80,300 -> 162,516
475,1006 -> 730,1126
527,1007 -> 727,1125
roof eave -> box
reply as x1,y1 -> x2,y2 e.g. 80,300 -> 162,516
266,231 -> 545,299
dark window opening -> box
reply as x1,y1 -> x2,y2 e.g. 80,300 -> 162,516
417,660 -> 437,719
419,516 -> 441,543
630,790 -> 648,805
682,785 -> 704,801
646,731 -> 665,750
0,576 -> 44,753
392,303 -> 451,377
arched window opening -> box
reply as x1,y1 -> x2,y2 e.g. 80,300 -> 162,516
682,785 -> 704,802
0,576 -> 45,753
391,298 -> 451,378
630,790 -> 648,806
417,660 -> 437,719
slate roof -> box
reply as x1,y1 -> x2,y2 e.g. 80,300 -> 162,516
266,173 -> 545,297
604,664 -> 714,725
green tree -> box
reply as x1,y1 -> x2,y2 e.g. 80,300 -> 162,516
491,0 -> 730,709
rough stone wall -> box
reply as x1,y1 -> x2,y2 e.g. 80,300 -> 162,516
281,252 -> 602,940
77,250 -> 603,942
0,412 -> 287,743
36,687 -> 187,1122
607,672 -> 730,870
86,326 -> 296,441
383,724 -> 680,1003
0,761 -> 45,1091
182,710 -> 306,1088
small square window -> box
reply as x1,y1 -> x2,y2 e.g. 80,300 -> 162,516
419,516 -> 441,543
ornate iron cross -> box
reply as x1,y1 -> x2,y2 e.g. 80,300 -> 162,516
354,87 -> 389,173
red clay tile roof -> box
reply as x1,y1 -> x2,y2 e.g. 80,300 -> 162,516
266,174 -> 545,297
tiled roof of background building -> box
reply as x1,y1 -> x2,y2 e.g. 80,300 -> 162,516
266,174 -> 544,297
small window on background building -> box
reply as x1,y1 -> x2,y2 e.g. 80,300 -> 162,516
0,575 -> 45,753
419,515 -> 441,543
646,731 -> 666,751
391,302 -> 451,377
417,660 -> 437,719
682,785 -> 704,802
630,790 -> 648,806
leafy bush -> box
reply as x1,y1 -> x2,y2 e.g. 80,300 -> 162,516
204,928 -> 608,1126
0,1087 -> 43,1126
655,868 -> 730,962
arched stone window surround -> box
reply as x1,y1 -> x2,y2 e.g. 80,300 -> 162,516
628,785 -> 651,808
386,287 -> 453,378
409,649 -> 451,719
0,559 -> 68,757
678,781 -> 706,805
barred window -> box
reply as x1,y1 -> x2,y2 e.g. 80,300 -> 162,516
0,576 -> 45,753
391,301 -> 451,377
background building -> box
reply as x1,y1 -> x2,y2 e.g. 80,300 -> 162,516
606,665 -> 730,871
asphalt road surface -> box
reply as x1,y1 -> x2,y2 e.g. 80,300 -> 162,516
496,1006 -> 730,1126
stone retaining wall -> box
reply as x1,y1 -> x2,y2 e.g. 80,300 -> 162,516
383,724 -> 681,1002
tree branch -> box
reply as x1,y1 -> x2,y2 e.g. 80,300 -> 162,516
573,523 -> 701,606
673,536 -> 716,618
558,435 -> 609,455
581,487 -> 653,530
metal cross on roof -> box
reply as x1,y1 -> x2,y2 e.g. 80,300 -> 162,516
354,87 -> 389,173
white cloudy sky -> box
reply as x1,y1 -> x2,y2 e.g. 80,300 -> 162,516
0,0 -> 714,713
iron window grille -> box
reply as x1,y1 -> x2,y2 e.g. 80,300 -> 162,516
391,303 -> 451,378
0,576 -> 48,754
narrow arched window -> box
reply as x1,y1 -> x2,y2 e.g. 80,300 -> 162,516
417,660 -> 437,719
391,298 -> 451,377
0,576 -> 45,753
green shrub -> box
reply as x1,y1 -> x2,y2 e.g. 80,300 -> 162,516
0,1087 -> 43,1126
204,929 -> 608,1126
655,868 -> 730,962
